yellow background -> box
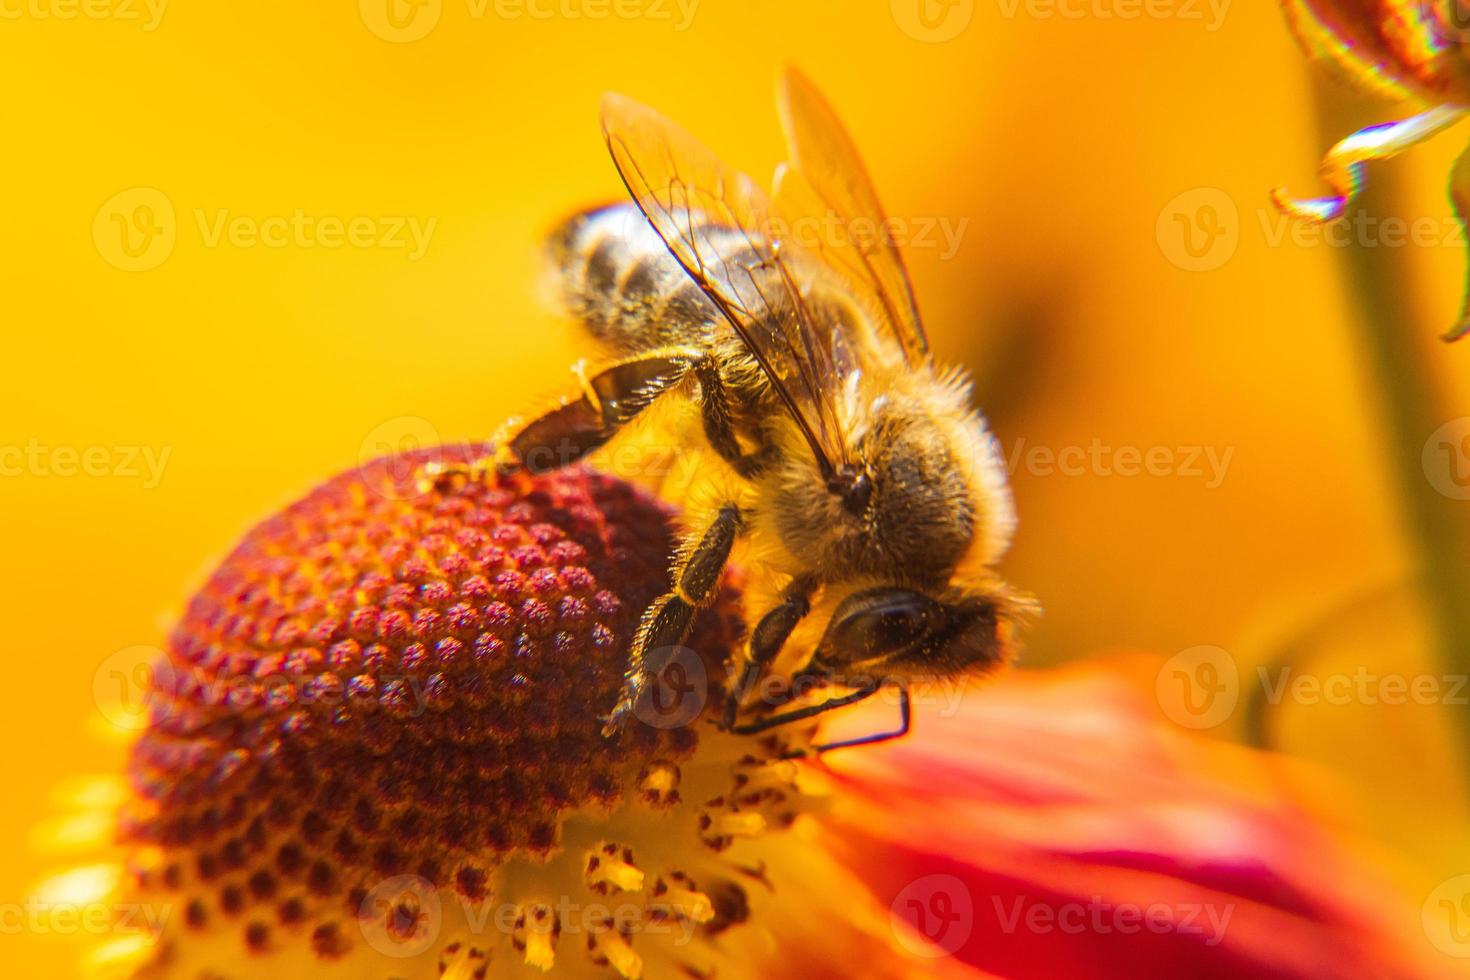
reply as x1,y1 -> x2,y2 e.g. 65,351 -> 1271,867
4,0 -> 1470,973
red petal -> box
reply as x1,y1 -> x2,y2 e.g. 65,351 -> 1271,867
814,663 -> 1455,980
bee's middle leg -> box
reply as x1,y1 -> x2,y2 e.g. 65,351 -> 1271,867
721,576 -> 817,730
603,502 -> 744,734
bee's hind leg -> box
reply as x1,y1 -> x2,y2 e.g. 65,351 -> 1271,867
693,356 -> 769,478
603,503 -> 745,734
497,348 -> 702,474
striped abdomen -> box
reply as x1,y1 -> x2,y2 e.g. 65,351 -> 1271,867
546,203 -> 734,354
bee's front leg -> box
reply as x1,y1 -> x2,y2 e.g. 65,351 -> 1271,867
720,576 -> 817,731
603,503 -> 745,734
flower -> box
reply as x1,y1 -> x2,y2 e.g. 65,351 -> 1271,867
1273,0 -> 1470,339
42,445 -> 1451,978
68,443 -> 784,979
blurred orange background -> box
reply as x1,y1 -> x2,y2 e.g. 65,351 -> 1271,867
5,1 -> 1470,974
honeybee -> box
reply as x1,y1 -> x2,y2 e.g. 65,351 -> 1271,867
498,68 -> 1030,753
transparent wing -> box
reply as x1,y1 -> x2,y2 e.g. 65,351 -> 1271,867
601,91 -> 851,477
776,66 -> 930,364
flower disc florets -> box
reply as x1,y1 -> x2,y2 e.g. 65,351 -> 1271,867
115,445 -> 811,978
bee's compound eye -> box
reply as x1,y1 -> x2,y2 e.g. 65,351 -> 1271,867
827,589 -> 937,659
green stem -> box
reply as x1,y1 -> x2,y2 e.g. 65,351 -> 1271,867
1312,80 -> 1470,766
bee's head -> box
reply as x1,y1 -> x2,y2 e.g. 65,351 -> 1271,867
808,584 -> 1027,681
